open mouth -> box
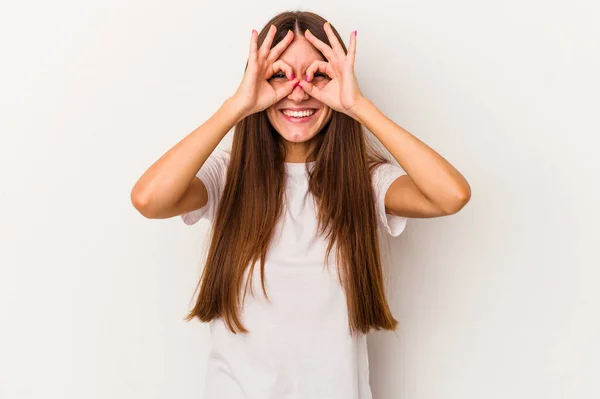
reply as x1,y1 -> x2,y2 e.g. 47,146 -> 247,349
280,108 -> 319,123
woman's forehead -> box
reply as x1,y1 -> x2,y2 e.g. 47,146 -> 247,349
277,37 -> 325,68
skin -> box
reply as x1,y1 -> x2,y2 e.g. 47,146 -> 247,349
296,23 -> 471,217
265,34 -> 333,163
131,22 -> 471,221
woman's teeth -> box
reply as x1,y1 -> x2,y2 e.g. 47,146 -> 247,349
282,109 -> 316,118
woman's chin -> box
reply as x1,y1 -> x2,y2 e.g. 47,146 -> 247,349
280,130 -> 316,143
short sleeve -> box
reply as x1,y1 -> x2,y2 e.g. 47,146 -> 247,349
181,148 -> 230,225
372,162 -> 408,237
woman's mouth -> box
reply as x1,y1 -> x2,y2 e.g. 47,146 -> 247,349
280,108 -> 319,123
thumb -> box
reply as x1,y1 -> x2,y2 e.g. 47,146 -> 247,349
298,80 -> 322,101
274,78 -> 300,102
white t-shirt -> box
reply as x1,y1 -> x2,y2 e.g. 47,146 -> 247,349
181,148 -> 408,399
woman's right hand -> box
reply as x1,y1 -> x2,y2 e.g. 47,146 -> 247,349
230,25 -> 300,118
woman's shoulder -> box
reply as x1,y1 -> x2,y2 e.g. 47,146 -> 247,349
211,146 -> 232,160
205,147 -> 232,170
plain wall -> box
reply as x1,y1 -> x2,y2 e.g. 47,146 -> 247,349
1,1 -> 598,398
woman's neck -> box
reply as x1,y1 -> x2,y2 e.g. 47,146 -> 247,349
284,140 -> 319,163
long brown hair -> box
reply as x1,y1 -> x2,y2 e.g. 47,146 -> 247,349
185,10 -> 398,336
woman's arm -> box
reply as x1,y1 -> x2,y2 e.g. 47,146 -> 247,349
130,98 -> 245,219
350,97 -> 471,217
299,24 -> 470,218
132,26 -> 300,220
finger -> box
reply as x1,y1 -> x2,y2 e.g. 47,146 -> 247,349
267,30 -> 294,63
249,29 -> 258,61
323,22 -> 344,56
258,25 -> 277,59
268,60 -> 294,80
274,79 -> 301,102
297,79 -> 323,102
305,60 -> 335,82
348,30 -> 357,67
304,29 -> 335,61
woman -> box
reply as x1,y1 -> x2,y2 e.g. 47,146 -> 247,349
131,10 -> 470,399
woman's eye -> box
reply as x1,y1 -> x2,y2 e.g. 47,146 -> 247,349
315,72 -> 330,79
271,72 -> 287,79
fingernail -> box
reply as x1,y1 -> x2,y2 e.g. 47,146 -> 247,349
306,29 -> 310,35
354,30 -> 358,37
294,81 -> 300,87
291,73 -> 295,80
305,75 -> 309,82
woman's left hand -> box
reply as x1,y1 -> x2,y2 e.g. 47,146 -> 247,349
298,23 -> 364,117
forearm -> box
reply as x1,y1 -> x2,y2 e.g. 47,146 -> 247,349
131,97 -> 246,212
350,96 -> 471,208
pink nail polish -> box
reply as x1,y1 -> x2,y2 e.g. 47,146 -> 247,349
354,30 -> 357,37
291,73 -> 295,80
305,76 -> 309,82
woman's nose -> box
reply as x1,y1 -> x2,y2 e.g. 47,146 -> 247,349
287,82 -> 309,102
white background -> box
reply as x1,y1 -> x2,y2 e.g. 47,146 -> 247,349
1,1 -> 598,398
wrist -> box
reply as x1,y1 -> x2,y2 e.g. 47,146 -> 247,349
223,96 -> 250,124
347,96 -> 374,125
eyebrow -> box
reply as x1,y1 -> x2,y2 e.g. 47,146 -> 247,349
280,57 -> 326,71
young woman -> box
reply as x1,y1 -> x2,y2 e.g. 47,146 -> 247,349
131,10 -> 470,399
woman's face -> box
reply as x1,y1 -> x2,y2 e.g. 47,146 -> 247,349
266,35 -> 333,144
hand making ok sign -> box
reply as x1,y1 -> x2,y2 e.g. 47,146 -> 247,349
298,22 -> 363,117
